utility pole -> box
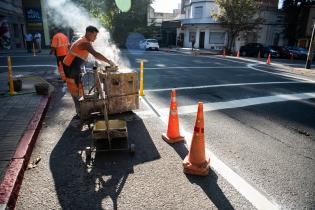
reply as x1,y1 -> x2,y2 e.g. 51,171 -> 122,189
305,22 -> 315,69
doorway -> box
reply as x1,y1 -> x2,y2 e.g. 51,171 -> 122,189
199,32 -> 205,49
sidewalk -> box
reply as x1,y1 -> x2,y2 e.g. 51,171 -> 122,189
0,76 -> 52,209
160,47 -> 220,55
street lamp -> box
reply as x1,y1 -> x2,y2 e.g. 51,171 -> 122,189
305,22 -> 315,69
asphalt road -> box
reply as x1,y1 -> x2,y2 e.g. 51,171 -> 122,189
3,49 -> 314,209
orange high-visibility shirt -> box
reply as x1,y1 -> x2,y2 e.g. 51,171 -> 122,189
63,36 -> 89,66
51,33 -> 69,56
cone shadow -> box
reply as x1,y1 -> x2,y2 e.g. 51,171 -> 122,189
170,142 -> 235,210
186,170 -> 235,210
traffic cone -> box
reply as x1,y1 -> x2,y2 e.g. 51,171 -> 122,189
267,53 -> 271,65
257,51 -> 261,60
237,50 -> 240,58
183,102 -> 210,176
162,89 -> 185,143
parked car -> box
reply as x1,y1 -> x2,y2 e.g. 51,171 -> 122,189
240,43 -> 266,57
285,46 -> 308,59
139,39 -> 159,51
239,43 -> 279,58
268,46 -> 290,59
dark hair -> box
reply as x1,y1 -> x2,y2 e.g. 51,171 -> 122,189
86,25 -> 99,33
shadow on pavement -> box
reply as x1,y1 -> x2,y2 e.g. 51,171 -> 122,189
170,142 -> 235,210
49,114 -> 160,209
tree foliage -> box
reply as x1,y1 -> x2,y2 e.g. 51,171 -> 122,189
73,0 -> 152,46
282,0 -> 315,45
212,0 -> 264,51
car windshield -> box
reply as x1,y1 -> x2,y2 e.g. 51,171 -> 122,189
147,39 -> 158,43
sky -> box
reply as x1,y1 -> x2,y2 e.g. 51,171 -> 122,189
151,0 -> 181,13
152,0 -> 284,13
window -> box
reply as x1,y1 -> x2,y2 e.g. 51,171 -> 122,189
209,32 -> 225,44
194,6 -> 203,18
189,32 -> 196,42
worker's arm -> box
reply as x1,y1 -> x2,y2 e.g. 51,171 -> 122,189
79,42 -> 115,66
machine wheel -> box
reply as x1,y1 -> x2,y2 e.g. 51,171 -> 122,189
129,144 -> 135,155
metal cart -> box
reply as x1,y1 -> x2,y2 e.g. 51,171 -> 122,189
84,65 -> 135,162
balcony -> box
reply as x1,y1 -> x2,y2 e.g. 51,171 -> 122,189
181,17 -> 217,25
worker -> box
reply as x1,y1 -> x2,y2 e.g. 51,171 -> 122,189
50,29 -> 69,81
63,25 -> 116,117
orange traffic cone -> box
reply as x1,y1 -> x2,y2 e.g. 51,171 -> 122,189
236,50 -> 240,58
267,53 -> 271,65
183,102 -> 210,176
162,89 -> 185,143
257,51 -> 261,60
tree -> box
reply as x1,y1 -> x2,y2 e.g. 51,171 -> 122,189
73,0 -> 152,46
282,0 -> 315,45
212,0 -> 264,52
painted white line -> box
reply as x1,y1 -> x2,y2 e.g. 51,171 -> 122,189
145,81 -> 313,92
0,64 -> 56,68
145,66 -> 243,70
247,64 -> 315,83
141,96 -> 280,210
155,92 -> 315,116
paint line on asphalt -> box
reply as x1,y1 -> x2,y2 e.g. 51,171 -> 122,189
211,55 -> 315,82
154,92 -> 315,116
140,96 -> 280,210
247,64 -> 315,82
145,81 -> 313,92
0,65 -> 56,68
145,66 -> 243,70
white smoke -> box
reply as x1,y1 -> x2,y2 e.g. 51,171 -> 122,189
46,0 -> 130,67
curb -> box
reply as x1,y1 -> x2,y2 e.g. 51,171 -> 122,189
0,96 -> 51,210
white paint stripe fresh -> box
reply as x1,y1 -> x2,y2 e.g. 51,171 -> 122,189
155,92 -> 315,116
145,81 -> 313,92
145,66 -> 242,70
247,64 -> 315,83
140,96 -> 280,210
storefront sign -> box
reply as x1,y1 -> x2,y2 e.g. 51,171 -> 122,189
25,8 -> 42,23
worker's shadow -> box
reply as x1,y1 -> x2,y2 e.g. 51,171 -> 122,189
49,113 -> 160,210
170,142 -> 235,210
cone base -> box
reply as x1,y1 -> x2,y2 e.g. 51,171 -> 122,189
162,133 -> 185,144
183,153 -> 210,176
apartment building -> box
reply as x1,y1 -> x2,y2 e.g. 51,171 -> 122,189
0,0 -> 26,50
177,0 -> 286,51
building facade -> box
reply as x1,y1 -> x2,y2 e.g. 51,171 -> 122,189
0,0 -> 26,50
177,0 -> 286,51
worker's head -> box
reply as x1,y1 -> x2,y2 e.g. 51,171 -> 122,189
85,25 -> 99,42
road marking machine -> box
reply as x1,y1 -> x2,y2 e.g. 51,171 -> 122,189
79,63 -> 139,162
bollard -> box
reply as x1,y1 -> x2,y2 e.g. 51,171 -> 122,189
7,56 -> 16,96
139,60 -> 144,96
32,43 -> 36,56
